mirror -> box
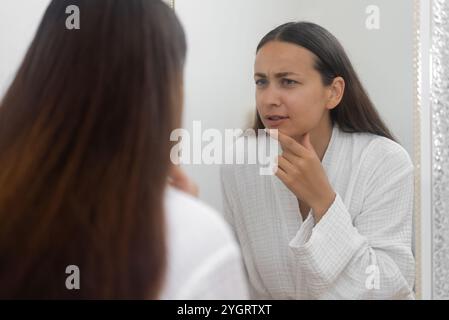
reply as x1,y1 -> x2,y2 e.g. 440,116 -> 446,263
173,0 -> 439,299
0,0 -> 446,299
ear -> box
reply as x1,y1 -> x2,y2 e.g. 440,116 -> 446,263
326,76 -> 345,110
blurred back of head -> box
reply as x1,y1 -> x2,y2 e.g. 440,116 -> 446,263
0,0 -> 186,299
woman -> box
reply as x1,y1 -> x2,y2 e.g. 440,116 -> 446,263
0,0 -> 248,299
220,22 -> 415,299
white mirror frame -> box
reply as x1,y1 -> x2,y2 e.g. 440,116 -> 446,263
415,0 -> 427,301
417,0 -> 449,300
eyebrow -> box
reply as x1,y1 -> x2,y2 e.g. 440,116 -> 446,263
254,72 -> 301,78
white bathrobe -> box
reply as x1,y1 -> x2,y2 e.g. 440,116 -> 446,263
220,123 -> 415,299
160,187 -> 249,299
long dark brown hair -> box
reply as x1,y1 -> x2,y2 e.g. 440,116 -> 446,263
254,21 -> 396,142
0,0 -> 186,299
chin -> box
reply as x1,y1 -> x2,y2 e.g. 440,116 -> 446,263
284,129 -> 304,140
277,128 -> 295,137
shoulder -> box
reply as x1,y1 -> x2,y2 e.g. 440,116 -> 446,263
364,134 -> 413,171
164,187 -> 236,246
161,187 -> 243,299
345,131 -> 414,178
162,187 -> 247,299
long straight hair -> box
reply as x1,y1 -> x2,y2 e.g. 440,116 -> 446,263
0,0 -> 186,299
254,21 -> 396,142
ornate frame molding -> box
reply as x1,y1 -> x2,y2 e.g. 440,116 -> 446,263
416,0 -> 449,300
413,0 -> 423,300
431,0 -> 449,300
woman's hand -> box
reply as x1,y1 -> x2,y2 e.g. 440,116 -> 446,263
271,130 -> 336,223
168,165 -> 199,198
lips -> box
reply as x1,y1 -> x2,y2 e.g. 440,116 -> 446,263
264,115 -> 289,127
266,115 -> 288,120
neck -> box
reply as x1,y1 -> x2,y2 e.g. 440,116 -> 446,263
296,118 -> 333,162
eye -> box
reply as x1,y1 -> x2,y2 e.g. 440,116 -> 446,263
255,79 -> 268,87
281,78 -> 298,86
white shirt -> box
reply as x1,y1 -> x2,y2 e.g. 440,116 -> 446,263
220,123 -> 415,299
160,187 -> 249,299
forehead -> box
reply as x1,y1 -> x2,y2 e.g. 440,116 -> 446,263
254,41 -> 317,74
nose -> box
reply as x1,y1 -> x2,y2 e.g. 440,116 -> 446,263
257,84 -> 282,108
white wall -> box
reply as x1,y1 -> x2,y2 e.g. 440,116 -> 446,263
176,0 -> 414,211
0,0 -> 50,96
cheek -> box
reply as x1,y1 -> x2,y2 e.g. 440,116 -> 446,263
255,97 -> 262,112
255,93 -> 263,112
285,89 -> 327,126
285,91 -> 318,118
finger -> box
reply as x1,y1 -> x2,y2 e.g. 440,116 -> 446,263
281,150 -> 300,165
168,165 -> 187,182
277,155 -> 297,173
274,166 -> 290,186
168,167 -> 199,197
167,177 -> 182,189
273,131 -> 308,157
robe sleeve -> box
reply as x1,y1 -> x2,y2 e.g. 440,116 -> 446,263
288,142 -> 415,299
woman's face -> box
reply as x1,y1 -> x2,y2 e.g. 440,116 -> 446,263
254,41 -> 338,140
